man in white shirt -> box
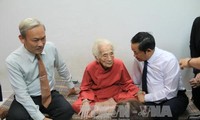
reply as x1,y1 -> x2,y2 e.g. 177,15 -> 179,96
5,18 -> 76,120
131,32 -> 188,120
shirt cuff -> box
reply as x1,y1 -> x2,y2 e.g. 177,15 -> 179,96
144,94 -> 153,102
31,111 -> 45,120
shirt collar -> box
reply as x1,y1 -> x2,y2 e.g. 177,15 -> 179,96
147,47 -> 159,64
21,45 -> 46,62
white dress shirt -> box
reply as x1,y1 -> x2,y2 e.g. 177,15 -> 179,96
132,47 -> 185,103
5,42 -> 74,120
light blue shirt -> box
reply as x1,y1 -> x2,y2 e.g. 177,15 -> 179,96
132,47 -> 185,103
5,42 -> 74,120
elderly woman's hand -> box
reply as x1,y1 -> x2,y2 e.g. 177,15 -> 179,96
78,100 -> 92,119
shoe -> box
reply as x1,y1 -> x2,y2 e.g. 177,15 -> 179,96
188,114 -> 200,120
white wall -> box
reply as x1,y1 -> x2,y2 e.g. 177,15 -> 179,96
0,0 -> 200,98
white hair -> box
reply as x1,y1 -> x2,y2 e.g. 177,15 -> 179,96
19,18 -> 45,37
92,38 -> 114,58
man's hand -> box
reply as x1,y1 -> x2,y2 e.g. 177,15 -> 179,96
179,58 -> 191,69
190,73 -> 200,88
66,87 -> 78,97
78,100 -> 92,119
137,91 -> 145,103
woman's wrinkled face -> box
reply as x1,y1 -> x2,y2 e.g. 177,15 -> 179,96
97,44 -> 114,69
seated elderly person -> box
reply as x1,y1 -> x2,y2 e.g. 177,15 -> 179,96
72,39 -> 139,119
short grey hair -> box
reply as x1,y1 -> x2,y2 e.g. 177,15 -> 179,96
19,18 -> 45,37
92,38 -> 114,58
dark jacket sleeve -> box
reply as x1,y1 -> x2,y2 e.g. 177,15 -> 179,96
190,16 -> 200,75
0,84 -> 2,101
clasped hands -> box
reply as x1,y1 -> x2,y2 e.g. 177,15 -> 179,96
136,90 -> 146,103
179,58 -> 200,88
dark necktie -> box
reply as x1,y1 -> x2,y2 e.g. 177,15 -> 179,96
0,84 -> 2,101
36,54 -> 51,108
142,61 -> 148,93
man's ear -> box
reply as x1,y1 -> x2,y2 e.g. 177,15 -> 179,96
18,35 -> 25,44
146,48 -> 152,53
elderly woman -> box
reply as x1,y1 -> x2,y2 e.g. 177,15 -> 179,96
72,39 -> 139,119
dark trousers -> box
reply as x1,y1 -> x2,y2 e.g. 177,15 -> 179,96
192,87 -> 200,110
145,90 -> 189,120
6,90 -> 74,120
192,73 -> 200,110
